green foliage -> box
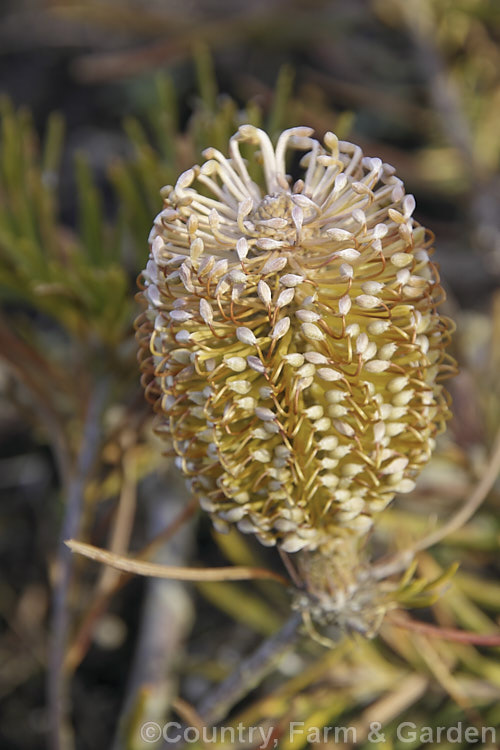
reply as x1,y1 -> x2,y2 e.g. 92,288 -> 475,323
394,561 -> 460,608
0,65 -> 297,352
0,99 -> 127,344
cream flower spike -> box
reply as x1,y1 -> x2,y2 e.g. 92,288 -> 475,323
136,125 -> 455,561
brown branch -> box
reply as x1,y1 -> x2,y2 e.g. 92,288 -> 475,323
413,424 -> 500,553
47,380 -> 108,750
196,612 -> 303,726
65,498 -> 198,672
373,424 -> 500,580
66,539 -> 290,586
0,315 -> 72,484
388,613 -> 500,647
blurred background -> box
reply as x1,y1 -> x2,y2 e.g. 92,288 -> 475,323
1,1 -> 500,749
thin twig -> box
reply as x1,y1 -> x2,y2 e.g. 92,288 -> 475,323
66,539 -> 290,586
413,426 -> 500,552
388,613 -> 500,646
97,439 -> 138,593
111,481 -> 195,750
65,498 -> 198,672
47,380 -> 108,750
351,674 -> 428,744
138,497 -> 198,561
0,315 -> 71,486
196,611 -> 303,726
278,548 -> 304,589
410,632 -> 477,719
63,440 -> 139,675
172,698 -> 207,735
373,425 -> 500,579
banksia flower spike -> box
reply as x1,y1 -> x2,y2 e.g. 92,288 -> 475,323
136,126 -> 454,628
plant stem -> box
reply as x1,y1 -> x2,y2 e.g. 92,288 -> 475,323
112,474 -> 195,750
196,611 -> 303,726
47,379 -> 108,750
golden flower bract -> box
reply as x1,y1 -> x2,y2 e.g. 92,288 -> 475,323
136,125 -> 453,556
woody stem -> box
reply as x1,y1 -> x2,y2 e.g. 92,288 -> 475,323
196,611 -> 303,726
